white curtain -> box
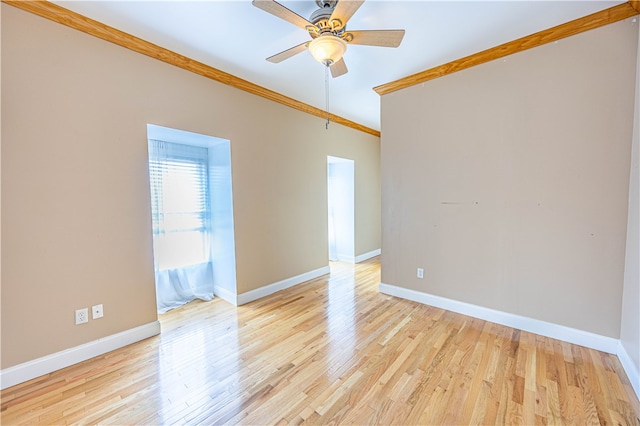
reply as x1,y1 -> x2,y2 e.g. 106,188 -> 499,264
148,139 -> 214,313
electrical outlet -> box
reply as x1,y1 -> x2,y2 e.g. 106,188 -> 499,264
417,268 -> 424,279
92,304 -> 104,319
75,308 -> 89,325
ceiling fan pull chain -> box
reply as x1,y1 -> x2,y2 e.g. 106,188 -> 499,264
325,64 -> 330,129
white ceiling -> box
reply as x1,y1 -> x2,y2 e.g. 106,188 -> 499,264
54,0 -> 623,131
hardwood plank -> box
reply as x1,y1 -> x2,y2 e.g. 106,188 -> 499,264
1,258 -> 638,425
374,2 -> 639,95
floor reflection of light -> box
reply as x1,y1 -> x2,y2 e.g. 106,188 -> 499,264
156,301 -> 241,424
325,262 -> 357,381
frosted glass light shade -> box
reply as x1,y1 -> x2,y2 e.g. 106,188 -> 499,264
308,35 -> 347,65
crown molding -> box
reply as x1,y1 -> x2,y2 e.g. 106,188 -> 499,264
374,2 -> 640,96
2,0 -> 380,138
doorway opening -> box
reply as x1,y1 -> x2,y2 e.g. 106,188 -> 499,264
327,156 -> 355,263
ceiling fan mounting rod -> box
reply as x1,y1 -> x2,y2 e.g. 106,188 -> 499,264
315,0 -> 338,8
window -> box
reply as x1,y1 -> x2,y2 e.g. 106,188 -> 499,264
148,138 -> 215,313
147,124 -> 237,312
148,140 -> 211,270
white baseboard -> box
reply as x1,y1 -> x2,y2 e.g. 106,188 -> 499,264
379,283 -> 619,354
355,249 -> 381,263
237,265 -> 330,306
617,341 -> 640,399
0,321 -> 161,390
213,285 -> 237,306
336,254 -> 356,263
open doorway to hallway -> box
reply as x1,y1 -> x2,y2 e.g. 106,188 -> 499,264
327,156 -> 355,263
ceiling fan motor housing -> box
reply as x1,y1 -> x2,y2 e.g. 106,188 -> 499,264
309,7 -> 346,38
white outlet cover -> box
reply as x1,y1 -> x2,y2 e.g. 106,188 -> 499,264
75,308 -> 89,325
92,304 -> 104,319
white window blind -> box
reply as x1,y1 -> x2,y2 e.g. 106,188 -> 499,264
148,140 -> 211,271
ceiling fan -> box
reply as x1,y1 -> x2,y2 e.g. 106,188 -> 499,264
252,0 -> 405,78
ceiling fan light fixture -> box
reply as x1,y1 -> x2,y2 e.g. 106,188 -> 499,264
308,34 -> 347,66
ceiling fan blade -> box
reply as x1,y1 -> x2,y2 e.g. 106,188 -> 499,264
330,58 -> 348,78
252,0 -> 313,30
266,42 -> 309,63
346,29 -> 405,47
329,0 -> 364,27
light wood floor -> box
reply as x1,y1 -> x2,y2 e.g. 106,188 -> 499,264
2,257 -> 639,425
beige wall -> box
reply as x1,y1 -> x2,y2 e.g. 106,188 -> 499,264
620,22 -> 640,377
380,19 -> 638,338
1,5 -> 380,369
0,4 -> 3,364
